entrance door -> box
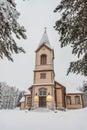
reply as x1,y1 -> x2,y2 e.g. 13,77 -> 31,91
39,88 -> 47,107
39,97 -> 46,107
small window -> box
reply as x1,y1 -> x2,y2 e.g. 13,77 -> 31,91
75,96 -> 80,104
40,54 -> 47,65
66,96 -> 71,105
40,73 -> 46,79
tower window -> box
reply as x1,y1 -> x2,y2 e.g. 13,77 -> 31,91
40,54 -> 47,65
40,73 -> 46,79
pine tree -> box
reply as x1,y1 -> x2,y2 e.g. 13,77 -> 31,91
80,81 -> 87,107
0,0 -> 27,61
54,0 -> 87,76
17,91 -> 25,107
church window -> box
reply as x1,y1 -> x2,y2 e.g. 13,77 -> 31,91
75,96 -> 80,104
40,73 -> 46,79
39,89 -> 46,96
27,97 -> 31,107
40,54 -> 47,65
66,96 -> 71,105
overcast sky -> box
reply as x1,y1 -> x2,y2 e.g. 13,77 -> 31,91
0,0 -> 86,91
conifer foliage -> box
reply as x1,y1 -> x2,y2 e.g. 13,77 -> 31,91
0,0 -> 27,61
54,0 -> 87,76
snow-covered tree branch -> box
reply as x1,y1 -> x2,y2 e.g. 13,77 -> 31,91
0,0 -> 27,61
54,0 -> 87,76
0,82 -> 26,109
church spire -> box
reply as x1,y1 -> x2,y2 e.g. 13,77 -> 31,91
38,28 -> 51,48
44,27 -> 47,33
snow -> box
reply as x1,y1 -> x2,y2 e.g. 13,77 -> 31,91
24,91 -> 30,95
66,88 -> 83,94
0,108 -> 87,130
0,0 -> 19,24
33,83 -> 54,86
20,96 -> 25,102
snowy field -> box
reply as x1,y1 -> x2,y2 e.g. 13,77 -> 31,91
0,108 -> 87,130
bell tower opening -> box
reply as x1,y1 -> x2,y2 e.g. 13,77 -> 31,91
40,54 -> 47,65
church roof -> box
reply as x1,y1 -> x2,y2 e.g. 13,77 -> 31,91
37,28 -> 52,50
24,91 -> 30,96
66,89 -> 83,94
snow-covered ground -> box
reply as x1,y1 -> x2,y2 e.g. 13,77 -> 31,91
0,108 -> 87,130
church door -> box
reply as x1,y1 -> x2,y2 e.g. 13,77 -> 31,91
39,97 -> 46,107
39,89 -> 46,107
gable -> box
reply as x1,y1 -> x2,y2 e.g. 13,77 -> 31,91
35,44 -> 54,60
55,81 -> 66,89
36,44 -> 53,53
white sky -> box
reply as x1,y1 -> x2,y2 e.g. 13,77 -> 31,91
0,0 -> 86,91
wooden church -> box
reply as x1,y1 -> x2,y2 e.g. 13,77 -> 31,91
20,30 -> 84,110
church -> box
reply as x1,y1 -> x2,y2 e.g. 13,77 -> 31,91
20,30 -> 84,110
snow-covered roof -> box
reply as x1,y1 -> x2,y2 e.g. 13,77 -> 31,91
37,29 -> 52,49
20,97 -> 25,102
24,91 -> 30,96
33,83 -> 54,86
66,88 -> 83,94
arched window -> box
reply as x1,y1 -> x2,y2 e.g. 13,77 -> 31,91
66,96 -> 71,105
75,96 -> 80,104
40,54 -> 47,65
39,88 -> 46,96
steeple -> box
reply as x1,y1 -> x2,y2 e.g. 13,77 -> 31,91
38,28 -> 51,49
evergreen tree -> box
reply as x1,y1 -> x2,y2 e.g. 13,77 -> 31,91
82,81 -> 87,92
0,0 -> 27,61
17,91 -> 25,107
79,81 -> 87,107
54,0 -> 87,76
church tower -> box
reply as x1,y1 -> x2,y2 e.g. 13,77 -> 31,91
30,29 -> 55,109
